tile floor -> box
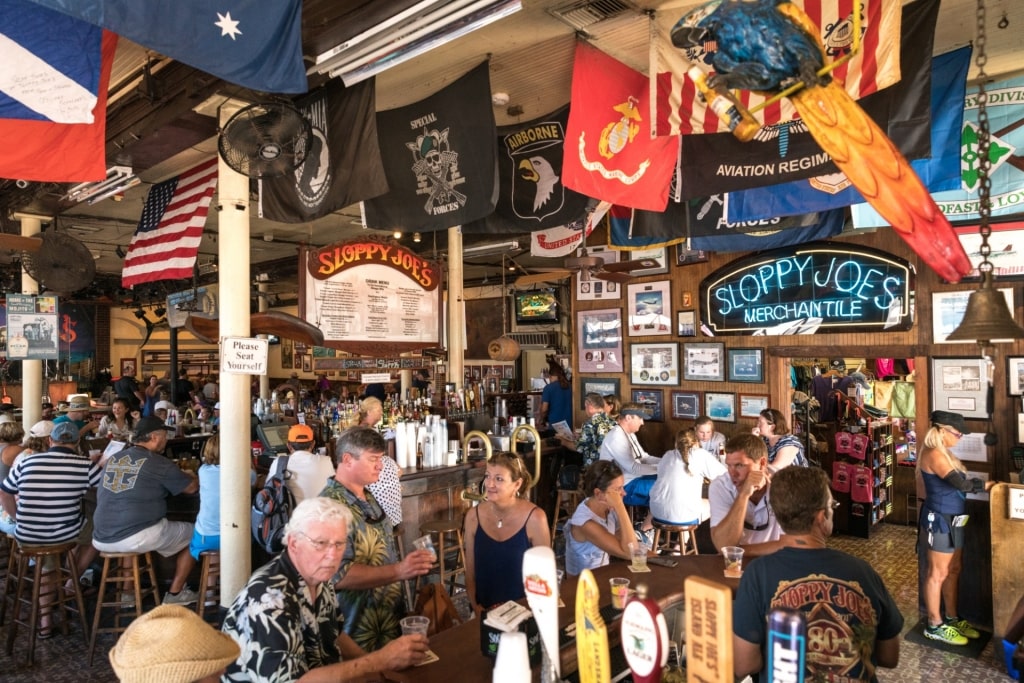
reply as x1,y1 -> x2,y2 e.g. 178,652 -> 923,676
0,523 -> 1016,681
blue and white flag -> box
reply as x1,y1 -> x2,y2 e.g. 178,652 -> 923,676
0,0 -> 102,123
27,0 -> 307,93
727,46 -> 971,222
691,203 -> 845,252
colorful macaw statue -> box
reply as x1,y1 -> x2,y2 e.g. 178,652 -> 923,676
672,0 -> 973,283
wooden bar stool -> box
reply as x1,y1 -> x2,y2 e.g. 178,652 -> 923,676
88,551 -> 161,665
196,550 -> 221,619
4,541 -> 88,665
419,519 -> 465,594
392,524 -> 415,610
549,487 -> 582,544
0,533 -> 15,625
651,520 -> 699,556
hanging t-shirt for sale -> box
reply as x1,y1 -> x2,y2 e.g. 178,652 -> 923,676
832,461 -> 852,493
851,465 -> 874,503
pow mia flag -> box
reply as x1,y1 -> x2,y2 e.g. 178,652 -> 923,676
364,61 -> 498,232
463,106 -> 589,234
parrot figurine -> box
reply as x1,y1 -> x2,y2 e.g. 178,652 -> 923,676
672,0 -> 973,284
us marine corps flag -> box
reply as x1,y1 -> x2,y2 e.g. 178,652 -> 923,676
363,61 -> 498,231
463,106 -> 589,234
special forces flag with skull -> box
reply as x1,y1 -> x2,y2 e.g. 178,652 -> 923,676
463,106 -> 590,234
363,60 -> 498,232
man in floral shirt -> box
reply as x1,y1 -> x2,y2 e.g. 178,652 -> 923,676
221,497 -> 427,681
575,392 -> 615,467
319,427 -> 434,651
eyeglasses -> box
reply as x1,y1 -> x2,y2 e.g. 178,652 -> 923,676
297,532 -> 346,553
943,427 -> 963,438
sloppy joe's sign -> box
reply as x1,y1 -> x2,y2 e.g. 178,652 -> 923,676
309,240 -> 439,290
700,242 -> 914,336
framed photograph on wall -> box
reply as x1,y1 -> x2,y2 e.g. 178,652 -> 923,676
727,347 -> 765,383
580,377 -> 621,409
577,246 -> 622,301
630,342 -> 679,385
302,356 -> 312,373
671,390 -> 701,420
683,342 -> 725,382
705,392 -> 736,423
627,280 -> 672,336
120,358 -> 137,377
739,394 -> 770,418
578,308 -> 625,373
930,357 -> 989,419
677,310 -> 697,337
628,247 -> 669,276
1008,357 -> 1024,396
631,389 -> 664,422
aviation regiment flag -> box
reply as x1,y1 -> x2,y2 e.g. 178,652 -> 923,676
27,0 -> 307,93
726,45 -> 970,223
652,0 -> 901,137
562,42 -> 678,212
676,0 -> 938,200
122,158 -> 218,288
259,78 -> 387,224
463,106 -> 589,234
0,0 -> 102,123
363,61 -> 498,232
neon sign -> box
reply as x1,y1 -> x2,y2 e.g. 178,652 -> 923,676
700,242 -> 914,335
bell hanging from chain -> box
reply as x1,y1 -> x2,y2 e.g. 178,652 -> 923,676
945,270 -> 1024,345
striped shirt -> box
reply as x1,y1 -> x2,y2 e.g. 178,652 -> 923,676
0,448 -> 101,544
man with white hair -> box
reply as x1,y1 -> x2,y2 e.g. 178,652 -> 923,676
221,497 -> 428,681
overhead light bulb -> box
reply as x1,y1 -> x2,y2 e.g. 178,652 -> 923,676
413,232 -> 422,243
393,230 -> 402,239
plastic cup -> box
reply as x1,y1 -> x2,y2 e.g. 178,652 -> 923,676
413,534 -> 437,562
609,577 -> 630,609
722,546 -> 744,578
629,542 -> 649,572
400,615 -> 430,636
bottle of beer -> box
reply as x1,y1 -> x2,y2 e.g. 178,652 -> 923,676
687,66 -> 760,142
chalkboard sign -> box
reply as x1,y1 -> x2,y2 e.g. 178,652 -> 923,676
700,242 -> 914,336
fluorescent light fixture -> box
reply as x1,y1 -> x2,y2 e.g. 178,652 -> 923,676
63,165 -> 138,204
312,0 -> 522,86
86,175 -> 141,204
463,240 -> 520,257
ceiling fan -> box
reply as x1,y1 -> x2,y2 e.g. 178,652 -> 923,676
514,249 -> 660,287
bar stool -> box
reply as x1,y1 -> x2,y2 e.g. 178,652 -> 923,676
392,524 -> 415,609
651,520 -> 699,556
419,519 -> 465,594
4,541 -> 88,665
549,486 -> 582,544
88,551 -> 161,665
196,550 -> 221,619
0,533 -> 15,622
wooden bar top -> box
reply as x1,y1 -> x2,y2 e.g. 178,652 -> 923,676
391,554 -> 739,683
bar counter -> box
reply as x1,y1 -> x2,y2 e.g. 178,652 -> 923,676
394,555 -> 740,682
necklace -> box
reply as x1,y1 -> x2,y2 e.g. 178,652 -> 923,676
493,502 -> 509,529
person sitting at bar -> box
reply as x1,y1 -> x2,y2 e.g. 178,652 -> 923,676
98,397 -> 135,442
464,452 -> 550,615
53,395 -> 100,437
649,427 -> 727,528
732,466 -> 903,680
573,392 -> 615,468
598,403 -> 660,514
755,408 -> 808,472
92,416 -> 200,606
603,394 -> 621,420
221,497 -> 428,681
360,398 -> 403,527
709,433 -> 783,552
41,402 -> 56,420
564,460 -> 635,576
695,415 -> 727,461
318,426 -> 433,651
267,424 -> 334,506
189,434 -> 223,562
0,420 -> 26,535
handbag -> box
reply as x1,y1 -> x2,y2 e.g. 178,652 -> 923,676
414,582 -> 462,635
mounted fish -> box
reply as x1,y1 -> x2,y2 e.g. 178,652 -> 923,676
671,0 -> 972,283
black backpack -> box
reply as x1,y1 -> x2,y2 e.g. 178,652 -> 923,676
251,456 -> 294,554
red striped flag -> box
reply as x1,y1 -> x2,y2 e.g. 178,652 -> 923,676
651,0 -> 900,136
121,157 -> 218,288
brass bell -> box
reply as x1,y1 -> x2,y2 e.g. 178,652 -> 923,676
945,271 -> 1024,344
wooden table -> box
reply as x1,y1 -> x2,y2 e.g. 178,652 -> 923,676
392,554 -> 740,682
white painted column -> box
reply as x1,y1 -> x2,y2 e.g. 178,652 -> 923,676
217,104 -> 253,604
258,282 -> 270,400
447,227 -> 464,384
15,213 -> 43,428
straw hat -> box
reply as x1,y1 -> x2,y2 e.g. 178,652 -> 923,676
108,605 -> 240,683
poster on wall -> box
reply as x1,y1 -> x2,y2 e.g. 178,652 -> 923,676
6,294 -> 59,360
577,308 -> 624,373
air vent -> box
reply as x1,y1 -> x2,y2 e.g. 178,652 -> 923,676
548,0 -> 635,31
505,331 -> 558,349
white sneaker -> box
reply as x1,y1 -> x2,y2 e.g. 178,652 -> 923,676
162,586 -> 199,606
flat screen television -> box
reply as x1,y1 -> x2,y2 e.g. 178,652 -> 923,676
514,289 -> 558,325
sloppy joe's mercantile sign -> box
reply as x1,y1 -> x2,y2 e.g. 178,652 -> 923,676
700,242 -> 915,336
300,239 -> 442,354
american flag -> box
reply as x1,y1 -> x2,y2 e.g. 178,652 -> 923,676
121,157 -> 218,288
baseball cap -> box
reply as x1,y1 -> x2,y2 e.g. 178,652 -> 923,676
829,358 -> 846,371
51,422 -> 80,443
288,424 -> 315,443
154,400 -> 176,412
28,420 -> 55,438
930,410 -> 971,435
214,402 -> 221,410
133,416 -> 168,442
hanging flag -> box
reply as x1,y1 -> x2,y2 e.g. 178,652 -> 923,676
530,200 -> 609,259
675,0 -> 938,200
0,0 -> 102,123
607,200 -> 688,251
562,42 -> 678,212
0,29 -> 115,182
122,158 -> 218,288
363,61 -> 497,232
463,106 -> 589,234
260,79 -> 387,223
726,45 -> 970,222
27,0 -> 306,94
653,0 -> 901,136
687,193 -> 843,252
854,73 -> 1024,227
